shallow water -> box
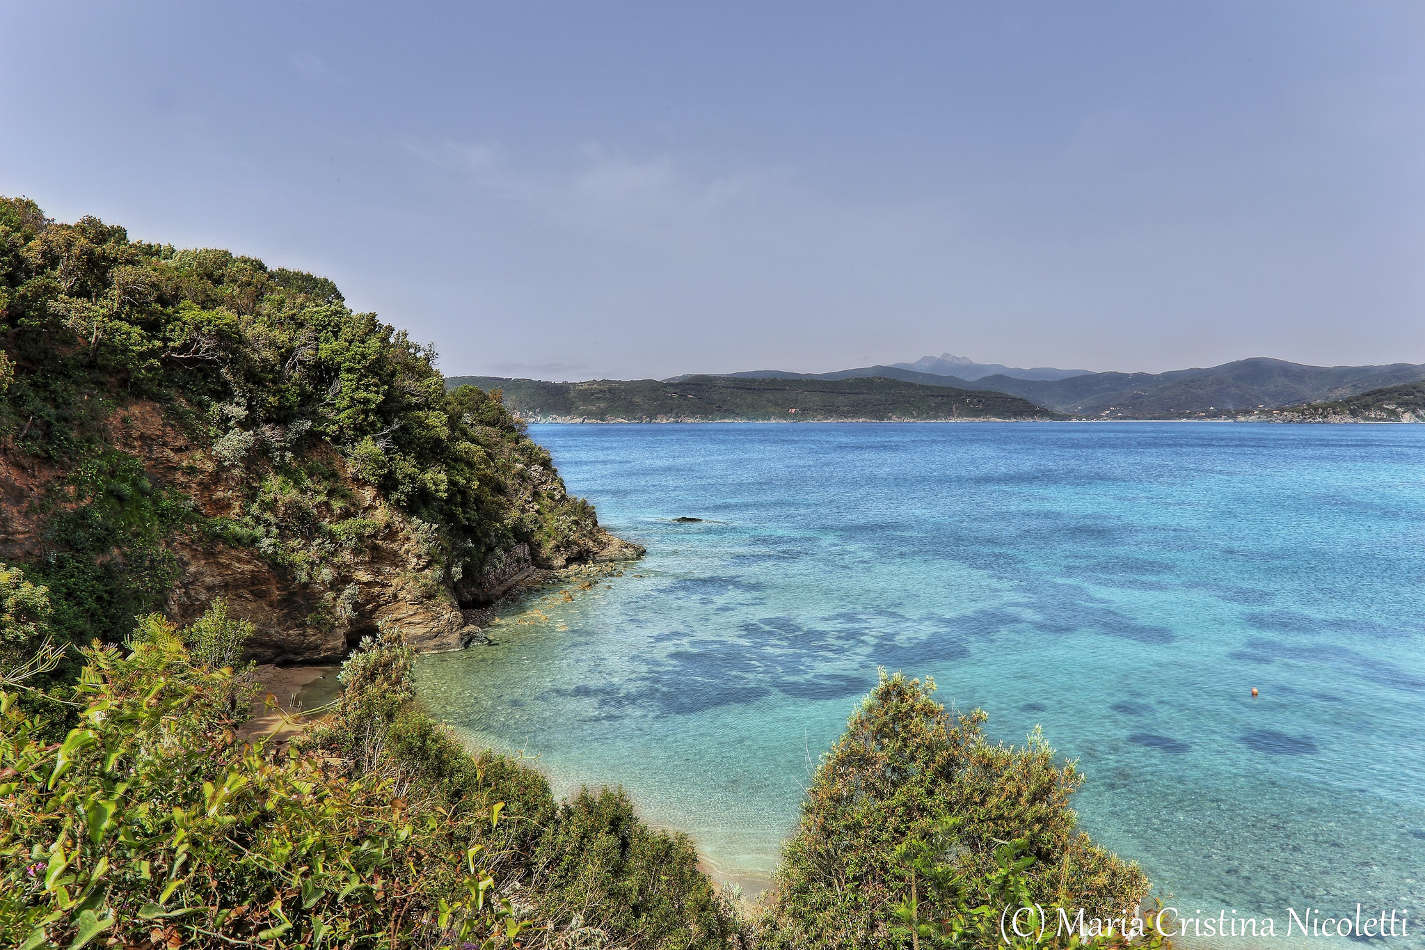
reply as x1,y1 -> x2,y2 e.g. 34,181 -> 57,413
417,423 -> 1425,947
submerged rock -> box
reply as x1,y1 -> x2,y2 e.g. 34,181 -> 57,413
672,516 -> 704,523
459,627 -> 492,648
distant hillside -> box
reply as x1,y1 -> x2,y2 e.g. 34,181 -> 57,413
891,353 -> 1090,381
1247,381 -> 1425,422
442,375 -> 1060,422
702,357 -> 1425,418
966,358 -> 1425,417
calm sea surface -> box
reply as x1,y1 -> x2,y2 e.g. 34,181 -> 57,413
417,423 -> 1425,947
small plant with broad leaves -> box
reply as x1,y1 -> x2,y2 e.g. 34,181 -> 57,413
0,627 -> 519,948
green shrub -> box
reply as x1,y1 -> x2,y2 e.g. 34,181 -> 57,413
30,450 -> 188,646
529,787 -> 743,950
760,672 -> 1152,950
0,563 -> 53,666
303,628 -> 745,950
383,708 -> 557,865
892,823 -> 1168,949
340,626 -> 415,718
179,598 -> 255,669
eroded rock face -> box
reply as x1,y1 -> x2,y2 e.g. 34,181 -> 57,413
2,399 -> 641,664
458,542 -> 535,605
593,533 -> 645,562
368,593 -> 465,655
167,539 -> 336,662
129,406 -> 472,662
173,507 -> 641,662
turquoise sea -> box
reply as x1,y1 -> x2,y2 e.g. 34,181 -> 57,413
417,423 -> 1425,947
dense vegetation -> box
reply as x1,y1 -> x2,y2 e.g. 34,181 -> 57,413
442,375 -> 1059,422
667,358 -> 1425,419
0,197 -> 617,661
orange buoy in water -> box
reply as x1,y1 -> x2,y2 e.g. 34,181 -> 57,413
1251,687 -> 1259,697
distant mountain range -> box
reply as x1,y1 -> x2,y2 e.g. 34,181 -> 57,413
451,357 -> 1425,422
929,358 -> 1425,418
683,353 -> 1089,385
891,353 -> 1090,381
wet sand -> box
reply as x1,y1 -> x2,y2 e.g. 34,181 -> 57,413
238,663 -> 342,745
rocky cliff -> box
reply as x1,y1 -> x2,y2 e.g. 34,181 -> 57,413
0,197 -> 639,663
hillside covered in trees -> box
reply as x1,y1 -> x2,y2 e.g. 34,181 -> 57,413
443,374 -> 1060,422
0,197 -> 636,663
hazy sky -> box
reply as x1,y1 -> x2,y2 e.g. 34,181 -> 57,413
3,2 -> 1422,378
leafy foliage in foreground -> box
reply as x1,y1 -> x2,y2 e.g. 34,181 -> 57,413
890,827 -> 1168,949
0,614 -> 743,949
758,673 -> 1153,950
0,630 -> 511,948
0,562 -> 52,666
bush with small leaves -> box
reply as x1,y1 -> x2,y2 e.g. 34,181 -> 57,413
529,787 -> 745,950
178,597 -> 254,670
300,627 -> 747,950
210,426 -> 257,466
892,822 -> 1170,949
760,672 -> 1152,950
0,563 -> 53,666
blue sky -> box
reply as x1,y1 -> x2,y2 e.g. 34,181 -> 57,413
3,1 -> 1421,378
